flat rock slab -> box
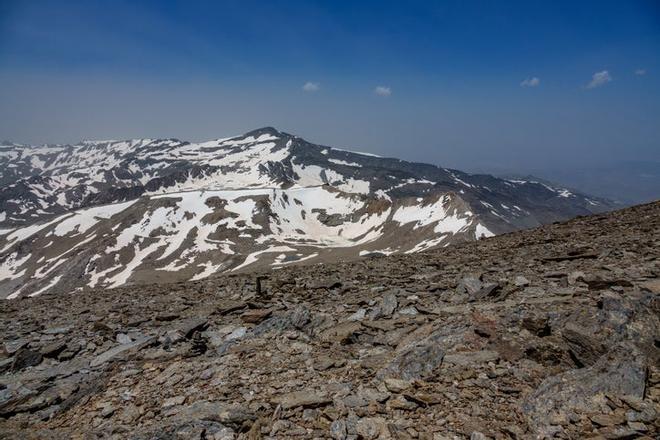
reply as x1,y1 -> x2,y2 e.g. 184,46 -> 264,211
90,336 -> 156,367
174,400 -> 256,427
178,318 -> 208,338
275,390 -> 332,409
319,322 -> 362,344
640,279 -> 660,294
443,350 -> 500,366
241,309 -> 272,324
307,278 -> 342,290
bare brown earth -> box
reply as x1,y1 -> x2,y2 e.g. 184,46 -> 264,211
1,201 -> 659,439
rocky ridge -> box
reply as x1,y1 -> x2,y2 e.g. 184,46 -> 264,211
1,127 -> 615,298
1,201 -> 658,439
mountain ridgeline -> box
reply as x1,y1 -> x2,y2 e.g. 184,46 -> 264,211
0,127 -> 614,298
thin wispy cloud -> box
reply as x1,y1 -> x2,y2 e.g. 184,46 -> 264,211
635,69 -> 646,76
374,86 -> 391,97
302,82 -> 320,92
586,70 -> 612,89
520,77 -> 540,87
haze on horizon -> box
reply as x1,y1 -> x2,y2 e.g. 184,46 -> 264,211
0,0 -> 659,203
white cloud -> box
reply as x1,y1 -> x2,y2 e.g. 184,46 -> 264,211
520,77 -> 540,87
302,82 -> 320,92
586,70 -> 612,89
374,86 -> 391,97
635,69 -> 646,76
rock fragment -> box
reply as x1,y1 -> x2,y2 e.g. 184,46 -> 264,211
179,318 -> 209,338
561,322 -> 607,367
11,348 -> 43,371
523,343 -> 648,435
377,341 -> 445,381
275,390 -> 332,409
90,335 -> 156,367
241,308 -> 272,324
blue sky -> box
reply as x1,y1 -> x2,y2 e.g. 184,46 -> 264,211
0,0 -> 659,177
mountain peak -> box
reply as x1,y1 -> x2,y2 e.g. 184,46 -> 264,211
242,126 -> 283,138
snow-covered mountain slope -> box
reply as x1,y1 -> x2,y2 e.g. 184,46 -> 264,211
0,127 -> 614,298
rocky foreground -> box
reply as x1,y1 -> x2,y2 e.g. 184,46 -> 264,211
1,202 -> 659,439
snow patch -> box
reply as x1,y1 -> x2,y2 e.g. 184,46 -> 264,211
328,158 -> 361,167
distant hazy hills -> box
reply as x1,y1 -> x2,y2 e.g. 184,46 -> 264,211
472,161 -> 658,206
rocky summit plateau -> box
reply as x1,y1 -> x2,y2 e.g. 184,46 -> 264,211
0,201 -> 658,439
0,127 -> 615,299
